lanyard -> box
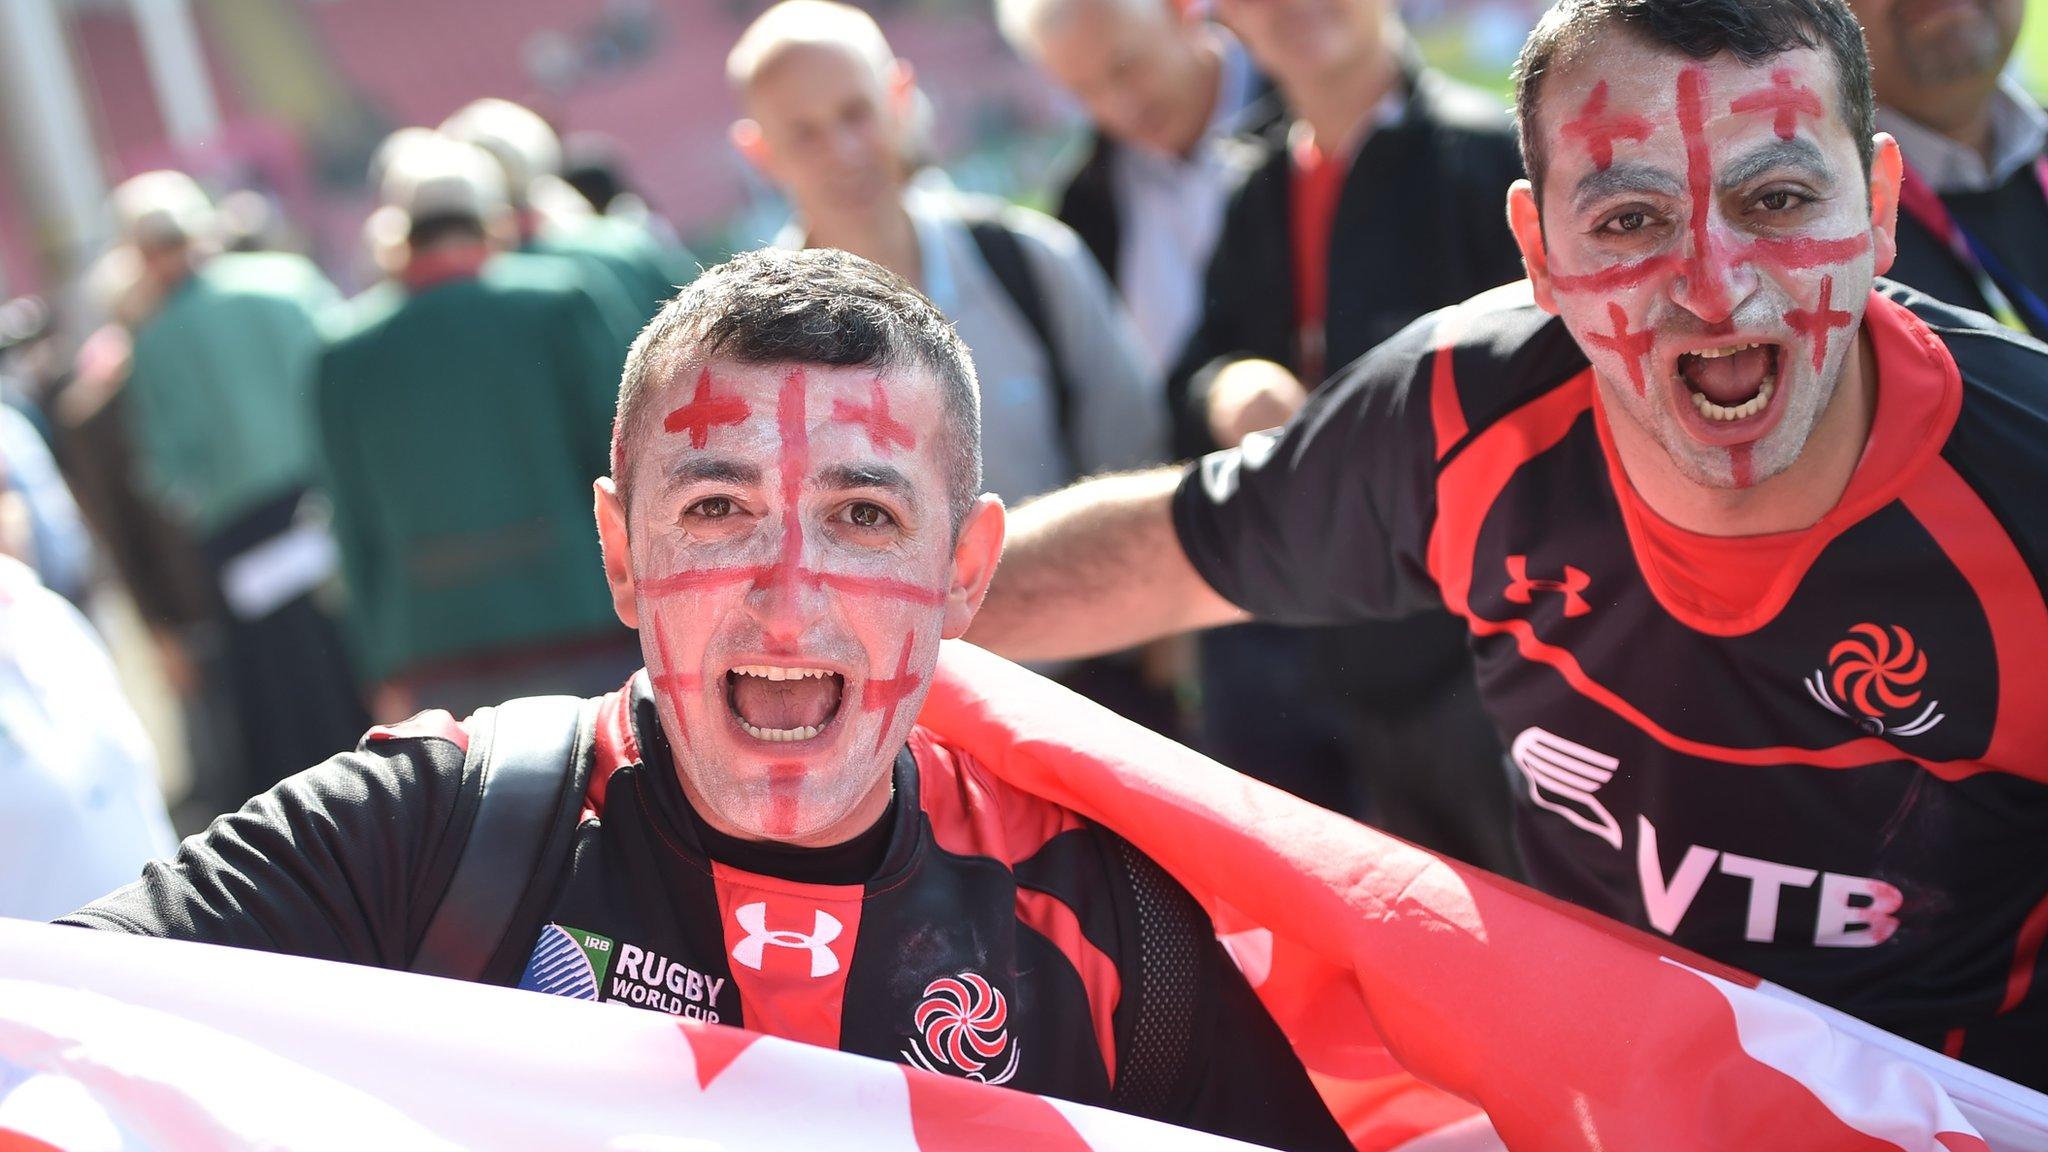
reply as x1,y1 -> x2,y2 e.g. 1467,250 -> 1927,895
1895,155 -> 2048,335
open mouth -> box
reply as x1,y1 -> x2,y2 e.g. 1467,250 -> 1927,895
1677,342 -> 1781,423
726,664 -> 845,743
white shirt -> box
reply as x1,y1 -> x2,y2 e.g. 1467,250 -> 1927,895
1877,75 -> 2048,194
1108,35 -> 1263,372
0,556 -> 177,920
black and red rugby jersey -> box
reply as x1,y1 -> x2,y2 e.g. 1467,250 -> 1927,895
1175,280 -> 2048,1088
63,676 -> 1346,1150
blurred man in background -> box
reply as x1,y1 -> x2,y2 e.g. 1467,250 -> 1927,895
442,97 -> 695,329
317,136 -> 637,721
729,1 -> 1178,727
0,551 -> 176,921
1139,0 -> 1526,872
113,170 -> 367,799
727,0 -> 1164,511
998,0 -> 1275,373
1850,0 -> 2048,338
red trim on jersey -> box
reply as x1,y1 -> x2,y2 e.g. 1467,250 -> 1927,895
711,861 -> 863,1050
1429,311 -> 1473,460
1999,883 -> 2048,1016
1014,886 -> 1122,1087
364,709 -> 471,754
1900,458 -> 2048,785
1595,293 -> 1962,636
1424,298 -> 2042,782
582,676 -> 643,820
911,728 -> 1085,866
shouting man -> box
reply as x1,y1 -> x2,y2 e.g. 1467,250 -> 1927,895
64,249 -> 1347,1150
968,0 -> 2048,1089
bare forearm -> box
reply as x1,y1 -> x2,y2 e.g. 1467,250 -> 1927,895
968,468 -> 1249,661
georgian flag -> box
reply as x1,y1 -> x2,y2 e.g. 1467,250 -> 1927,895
5,642 -> 2047,1151
0,919 -> 1257,1151
919,642 -> 2048,1152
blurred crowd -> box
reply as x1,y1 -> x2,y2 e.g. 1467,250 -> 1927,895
2,0 -> 2042,916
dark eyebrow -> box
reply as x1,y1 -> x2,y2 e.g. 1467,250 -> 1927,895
664,457 -> 763,495
1717,138 -> 1833,193
817,461 -> 915,498
1572,162 -> 1686,212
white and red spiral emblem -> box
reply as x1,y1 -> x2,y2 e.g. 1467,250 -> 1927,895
905,972 -> 1018,1084
1829,623 -> 1927,715
1804,623 -> 1945,738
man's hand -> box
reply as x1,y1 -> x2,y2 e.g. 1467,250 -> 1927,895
1205,359 -> 1308,449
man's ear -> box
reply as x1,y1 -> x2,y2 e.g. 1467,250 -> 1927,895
941,495 -> 1006,640
887,59 -> 917,109
1507,179 -> 1559,315
1868,132 -> 1903,279
594,476 -> 640,630
730,118 -> 773,178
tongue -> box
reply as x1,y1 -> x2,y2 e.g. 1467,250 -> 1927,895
732,675 -> 840,730
1682,347 -> 1774,405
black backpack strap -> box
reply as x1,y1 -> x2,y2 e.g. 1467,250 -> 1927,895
965,212 -> 1080,467
411,694 -> 591,981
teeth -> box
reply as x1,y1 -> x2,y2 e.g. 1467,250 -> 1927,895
1691,378 -> 1775,421
737,719 -> 823,742
1691,343 -> 1763,360
730,665 -> 833,681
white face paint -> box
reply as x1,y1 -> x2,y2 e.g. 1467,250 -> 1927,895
1525,41 -> 1884,491
614,360 -> 960,846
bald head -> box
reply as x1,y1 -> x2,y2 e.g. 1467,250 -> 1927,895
727,0 -> 896,97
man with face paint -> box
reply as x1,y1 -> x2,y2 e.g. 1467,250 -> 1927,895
1848,0 -> 2048,338
60,248 -> 1349,1151
969,0 -> 2048,1089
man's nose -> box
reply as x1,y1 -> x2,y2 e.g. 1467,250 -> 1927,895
1668,213 -> 1758,325
745,523 -> 827,643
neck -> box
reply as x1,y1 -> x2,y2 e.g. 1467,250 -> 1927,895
1891,79 -> 2003,160
1614,328 -> 1878,536
1281,34 -> 1400,157
1163,35 -> 1226,159
805,197 -> 922,290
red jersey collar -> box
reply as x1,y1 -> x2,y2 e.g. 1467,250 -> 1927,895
400,244 -> 489,292
1591,291 -> 1964,635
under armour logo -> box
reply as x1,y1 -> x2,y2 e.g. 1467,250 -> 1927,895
730,903 -> 843,977
1504,555 -> 1592,617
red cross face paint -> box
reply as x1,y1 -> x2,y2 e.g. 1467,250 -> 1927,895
1526,40 -> 1881,491
617,360 -> 959,846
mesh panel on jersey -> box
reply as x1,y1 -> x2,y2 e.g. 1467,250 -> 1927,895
1108,835 -> 1203,1113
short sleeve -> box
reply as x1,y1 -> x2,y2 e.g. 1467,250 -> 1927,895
1171,312 -> 1448,625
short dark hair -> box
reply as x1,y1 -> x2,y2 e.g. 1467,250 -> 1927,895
1513,0 -> 1874,209
612,247 -> 982,531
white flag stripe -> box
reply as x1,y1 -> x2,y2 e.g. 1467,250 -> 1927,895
0,920 -> 1271,1151
1671,961 -> 2040,1150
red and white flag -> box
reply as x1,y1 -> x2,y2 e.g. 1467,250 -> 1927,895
920,641 -> 2048,1152
0,919 -> 1265,1152
6,643 -> 2047,1151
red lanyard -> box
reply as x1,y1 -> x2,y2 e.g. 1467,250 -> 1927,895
1895,155 -> 2048,333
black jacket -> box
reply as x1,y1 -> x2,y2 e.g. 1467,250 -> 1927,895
63,676 -> 1348,1150
1886,150 -> 2048,341
1166,66 -> 1528,461
1053,85 -> 1284,290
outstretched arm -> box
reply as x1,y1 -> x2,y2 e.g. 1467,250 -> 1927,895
967,467 -> 1247,663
